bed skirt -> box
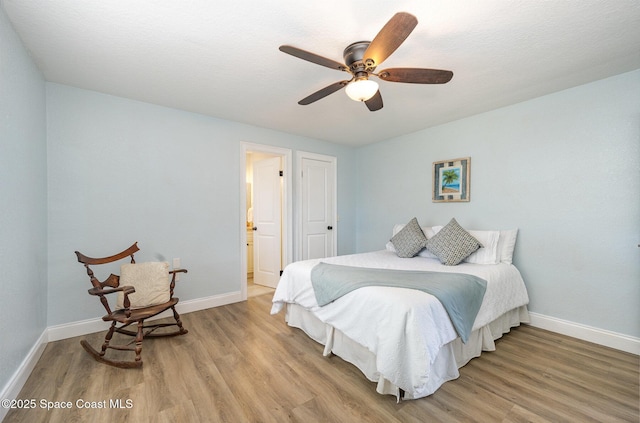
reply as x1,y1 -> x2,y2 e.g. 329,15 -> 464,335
284,304 -> 530,400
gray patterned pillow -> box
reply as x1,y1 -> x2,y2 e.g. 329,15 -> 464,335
425,218 -> 482,265
390,217 -> 427,258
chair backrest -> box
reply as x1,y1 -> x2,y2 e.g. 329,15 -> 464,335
75,242 -> 140,290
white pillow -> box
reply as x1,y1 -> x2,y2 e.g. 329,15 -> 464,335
464,230 -> 500,264
432,225 -> 500,265
497,229 -> 518,264
392,223 -> 436,238
116,262 -> 170,309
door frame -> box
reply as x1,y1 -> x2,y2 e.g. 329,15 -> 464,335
296,151 -> 338,262
240,142 -> 293,300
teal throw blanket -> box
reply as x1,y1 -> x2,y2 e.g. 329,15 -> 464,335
310,263 -> 487,343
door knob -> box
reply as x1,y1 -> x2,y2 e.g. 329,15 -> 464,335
327,226 -> 333,230
252,227 -> 257,231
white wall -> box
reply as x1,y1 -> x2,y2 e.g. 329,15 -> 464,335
46,83 -> 357,326
355,70 -> 640,338
0,8 -> 48,398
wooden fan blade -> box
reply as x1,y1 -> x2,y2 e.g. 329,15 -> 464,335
378,68 -> 453,84
279,45 -> 348,71
365,90 -> 383,111
298,80 -> 349,105
363,12 -> 418,68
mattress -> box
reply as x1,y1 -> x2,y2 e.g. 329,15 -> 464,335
271,250 -> 530,399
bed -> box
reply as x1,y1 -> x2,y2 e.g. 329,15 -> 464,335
271,218 -> 530,400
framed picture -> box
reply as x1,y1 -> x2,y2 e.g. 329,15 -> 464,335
432,157 -> 471,202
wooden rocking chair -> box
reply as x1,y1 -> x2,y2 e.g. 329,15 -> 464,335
75,242 -> 188,368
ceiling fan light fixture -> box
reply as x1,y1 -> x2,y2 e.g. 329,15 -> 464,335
345,79 -> 379,102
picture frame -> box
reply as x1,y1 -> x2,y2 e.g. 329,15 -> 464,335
432,157 -> 471,202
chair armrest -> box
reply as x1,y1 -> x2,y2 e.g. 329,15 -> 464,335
87,286 -> 136,317
169,268 -> 187,298
169,268 -> 188,283
88,285 -> 136,296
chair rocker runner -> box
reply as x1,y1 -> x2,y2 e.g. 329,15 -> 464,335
75,242 -> 188,368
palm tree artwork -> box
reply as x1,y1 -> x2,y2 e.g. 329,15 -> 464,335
433,157 -> 470,202
441,168 -> 460,193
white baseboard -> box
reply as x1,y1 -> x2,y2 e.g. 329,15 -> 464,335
528,312 -> 640,355
0,330 -> 48,422
47,291 -> 243,341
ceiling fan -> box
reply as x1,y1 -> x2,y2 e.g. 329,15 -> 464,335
279,12 -> 453,112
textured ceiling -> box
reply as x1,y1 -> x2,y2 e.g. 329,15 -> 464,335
3,0 -> 640,146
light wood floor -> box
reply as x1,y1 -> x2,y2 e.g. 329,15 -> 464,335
4,294 -> 638,423
247,276 -> 275,298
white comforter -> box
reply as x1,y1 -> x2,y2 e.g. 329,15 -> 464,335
271,250 -> 529,398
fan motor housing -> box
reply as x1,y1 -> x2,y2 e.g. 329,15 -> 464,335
343,41 -> 371,72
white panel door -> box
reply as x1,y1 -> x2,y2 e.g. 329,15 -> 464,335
301,157 -> 335,260
253,156 -> 282,288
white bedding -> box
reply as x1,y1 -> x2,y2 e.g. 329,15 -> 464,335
271,250 -> 530,399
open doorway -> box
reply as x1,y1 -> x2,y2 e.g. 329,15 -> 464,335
240,143 -> 292,301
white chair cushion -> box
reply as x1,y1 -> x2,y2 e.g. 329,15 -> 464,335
116,262 -> 170,309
